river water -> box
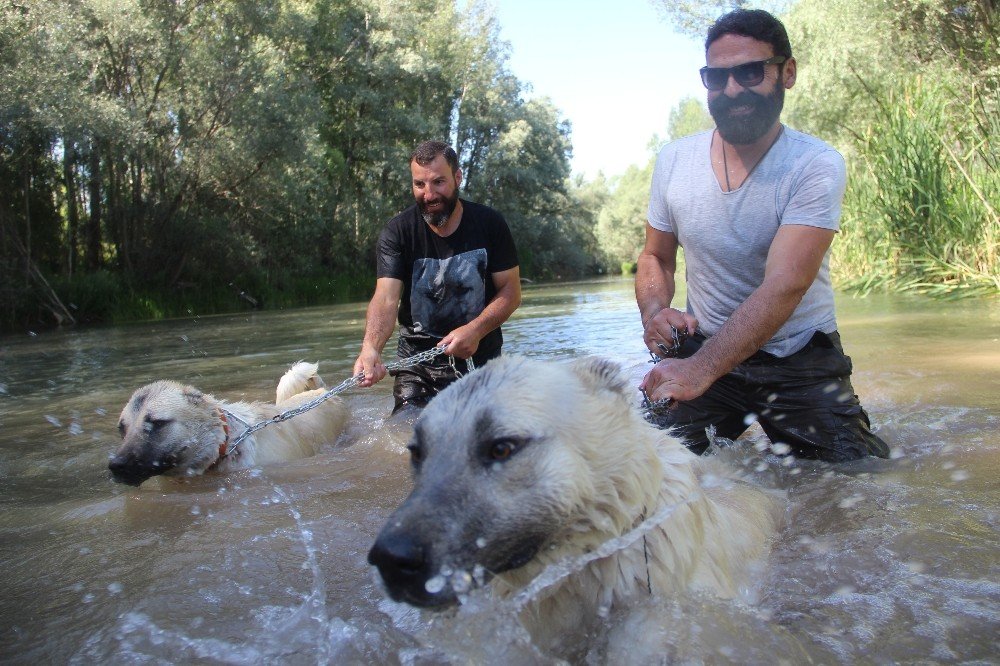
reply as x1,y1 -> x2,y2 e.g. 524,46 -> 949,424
0,278 -> 997,664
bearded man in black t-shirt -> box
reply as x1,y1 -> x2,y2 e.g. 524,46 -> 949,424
352,140 -> 521,413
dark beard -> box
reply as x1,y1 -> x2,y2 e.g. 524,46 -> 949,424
419,191 -> 459,228
709,85 -> 784,145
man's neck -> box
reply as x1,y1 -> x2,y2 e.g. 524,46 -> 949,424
427,199 -> 464,237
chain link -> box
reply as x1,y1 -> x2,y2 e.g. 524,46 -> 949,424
223,346 -> 457,457
641,327 -> 688,416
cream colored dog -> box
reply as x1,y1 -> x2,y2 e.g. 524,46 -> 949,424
368,356 -> 784,658
109,362 -> 348,486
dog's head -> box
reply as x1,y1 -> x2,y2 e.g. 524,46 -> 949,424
368,355 -> 663,608
109,381 -> 225,486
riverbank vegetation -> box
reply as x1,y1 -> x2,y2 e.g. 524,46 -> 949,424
1,0 -> 996,332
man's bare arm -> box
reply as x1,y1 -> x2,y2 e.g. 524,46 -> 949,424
642,224 -> 835,402
353,277 -> 403,386
440,266 -> 522,359
637,223 -> 699,352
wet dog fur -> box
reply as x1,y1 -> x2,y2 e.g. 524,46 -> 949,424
109,362 -> 348,486
368,355 -> 783,657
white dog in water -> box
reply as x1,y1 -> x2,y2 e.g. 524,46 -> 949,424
368,356 -> 784,658
109,362 -> 348,486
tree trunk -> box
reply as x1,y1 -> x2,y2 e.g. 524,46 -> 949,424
63,139 -> 79,277
86,141 -> 102,270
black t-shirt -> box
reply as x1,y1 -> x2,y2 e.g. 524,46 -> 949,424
376,199 -> 519,362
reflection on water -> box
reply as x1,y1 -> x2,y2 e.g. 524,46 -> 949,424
0,278 -> 997,663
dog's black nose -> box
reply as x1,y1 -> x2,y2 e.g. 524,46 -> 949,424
368,531 -> 454,607
368,531 -> 428,578
108,455 -> 153,486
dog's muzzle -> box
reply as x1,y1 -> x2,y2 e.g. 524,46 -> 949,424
108,454 -> 175,486
367,531 -> 458,609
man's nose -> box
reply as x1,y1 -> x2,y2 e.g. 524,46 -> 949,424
723,72 -> 746,96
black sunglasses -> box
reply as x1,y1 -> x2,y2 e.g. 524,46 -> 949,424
699,56 -> 786,91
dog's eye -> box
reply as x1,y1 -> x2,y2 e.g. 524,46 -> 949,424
143,417 -> 172,431
489,438 -> 521,462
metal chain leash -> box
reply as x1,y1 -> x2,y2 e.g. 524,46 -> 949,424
640,327 -> 688,416
223,346 -> 461,457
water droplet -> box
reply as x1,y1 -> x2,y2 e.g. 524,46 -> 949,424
425,576 -> 446,594
44,415 -> 62,428
889,447 -> 905,459
771,442 -> 791,455
905,561 -> 927,574
766,393 -> 777,403
822,383 -> 839,394
82,593 -> 95,603
833,585 -> 855,597
108,582 -> 123,594
450,571 -> 473,594
950,470 -> 969,482
743,412 -> 758,426
476,537 -> 487,549
190,505 -> 201,515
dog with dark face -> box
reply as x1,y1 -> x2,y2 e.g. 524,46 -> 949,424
109,362 -> 348,486
368,356 -> 783,657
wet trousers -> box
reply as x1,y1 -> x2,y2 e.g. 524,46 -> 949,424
648,331 -> 890,462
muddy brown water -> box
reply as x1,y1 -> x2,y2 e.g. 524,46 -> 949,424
0,278 -> 997,663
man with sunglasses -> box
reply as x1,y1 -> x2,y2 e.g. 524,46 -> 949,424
636,9 -> 889,462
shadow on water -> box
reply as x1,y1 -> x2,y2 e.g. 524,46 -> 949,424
0,278 -> 997,663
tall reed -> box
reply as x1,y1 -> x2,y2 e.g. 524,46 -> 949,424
834,76 -> 999,298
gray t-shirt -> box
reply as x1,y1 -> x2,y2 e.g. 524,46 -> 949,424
647,126 -> 847,357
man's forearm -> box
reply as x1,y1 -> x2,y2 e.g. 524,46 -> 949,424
635,253 -> 676,324
464,288 -> 520,341
694,280 -> 807,382
362,298 -> 399,354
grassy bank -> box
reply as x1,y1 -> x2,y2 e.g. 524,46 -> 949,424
2,270 -> 374,333
832,78 -> 999,299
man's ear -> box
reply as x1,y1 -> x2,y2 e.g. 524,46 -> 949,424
783,57 -> 797,89
454,168 -> 463,190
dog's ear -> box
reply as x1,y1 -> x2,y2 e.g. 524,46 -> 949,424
567,356 -> 629,397
183,387 -> 204,406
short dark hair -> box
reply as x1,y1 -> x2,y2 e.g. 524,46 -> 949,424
410,140 -> 460,175
705,9 -> 792,60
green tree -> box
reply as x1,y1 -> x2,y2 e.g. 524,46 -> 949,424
594,160 -> 655,271
653,0 -> 793,38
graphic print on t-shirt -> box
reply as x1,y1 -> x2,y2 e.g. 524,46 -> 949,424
410,249 -> 487,337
